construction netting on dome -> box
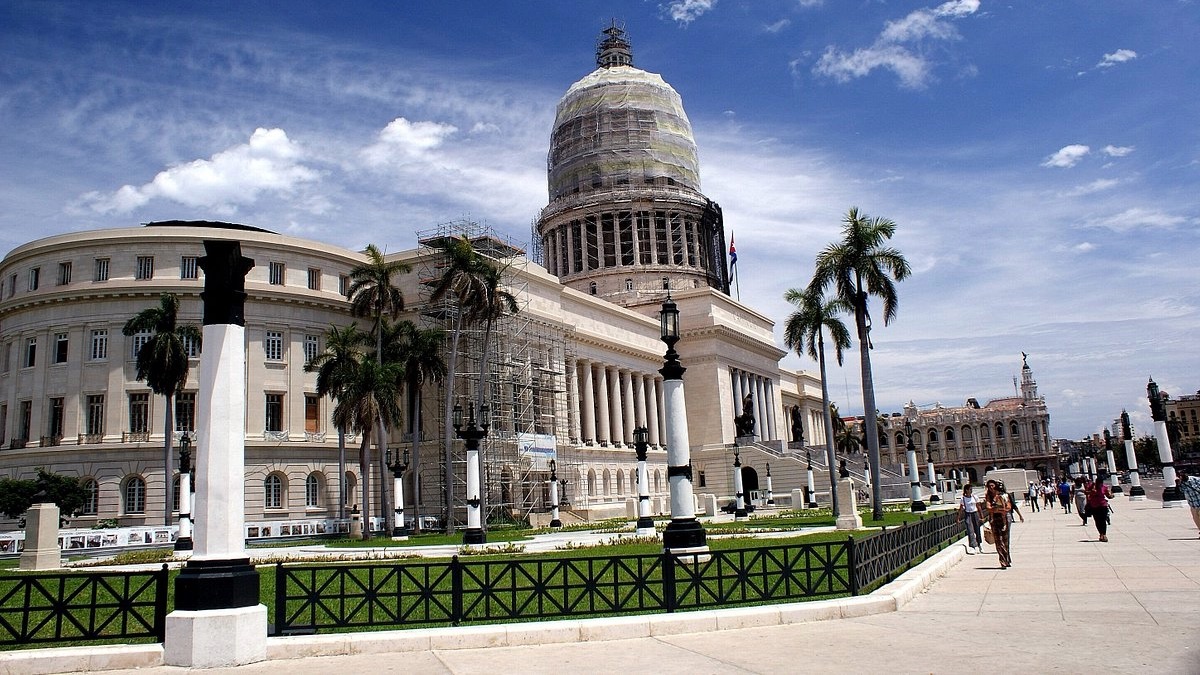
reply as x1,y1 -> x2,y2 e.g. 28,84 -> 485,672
547,66 -> 701,203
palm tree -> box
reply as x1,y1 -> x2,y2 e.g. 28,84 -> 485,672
304,323 -> 368,519
123,293 -> 201,526
331,356 -> 403,540
783,286 -> 851,516
346,244 -> 411,532
836,423 -> 863,459
808,207 -> 911,520
381,320 -> 446,531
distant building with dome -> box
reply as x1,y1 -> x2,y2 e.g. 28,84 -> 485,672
0,27 -> 836,538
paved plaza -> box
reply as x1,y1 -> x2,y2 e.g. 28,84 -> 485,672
50,488 -> 1186,675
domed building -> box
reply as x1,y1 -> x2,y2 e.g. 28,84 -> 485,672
0,28 -> 833,545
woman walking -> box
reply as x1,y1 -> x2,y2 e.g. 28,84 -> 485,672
1074,478 -> 1089,525
956,484 -> 983,554
1085,475 -> 1112,542
984,480 -> 1012,568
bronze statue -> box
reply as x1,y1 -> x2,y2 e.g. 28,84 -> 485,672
734,393 -> 756,437
790,405 -> 804,445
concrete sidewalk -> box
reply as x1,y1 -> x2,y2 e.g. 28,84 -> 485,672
13,497 -> 1200,674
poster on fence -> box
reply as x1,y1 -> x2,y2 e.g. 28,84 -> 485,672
516,433 -> 557,471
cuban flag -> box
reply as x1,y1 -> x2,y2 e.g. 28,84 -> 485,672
728,234 -> 737,266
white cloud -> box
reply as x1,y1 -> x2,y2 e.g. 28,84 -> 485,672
470,122 -> 501,134
665,0 -> 716,25
1041,144 -> 1090,168
812,0 -> 979,89
764,19 -> 791,33
79,128 -> 318,214
1102,145 -> 1134,157
1063,178 -> 1119,197
1072,242 -> 1096,253
362,117 -> 458,165
1097,49 -> 1137,68
1086,207 -> 1188,232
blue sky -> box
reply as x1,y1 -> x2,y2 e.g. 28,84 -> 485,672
2,1 -> 1197,440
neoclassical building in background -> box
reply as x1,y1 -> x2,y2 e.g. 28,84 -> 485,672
0,28 -> 832,533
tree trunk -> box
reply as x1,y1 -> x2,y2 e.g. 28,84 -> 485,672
817,334 -> 840,516
163,393 -> 174,526
475,316 -> 493,531
377,415 -> 392,532
359,433 -> 371,540
854,289 -> 884,521
337,427 -> 346,519
443,311 -> 463,533
411,382 -> 422,532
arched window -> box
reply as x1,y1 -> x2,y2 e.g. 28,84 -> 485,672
81,478 -> 98,515
961,426 -> 973,441
123,476 -> 146,514
602,469 -> 611,496
912,430 -> 923,446
880,433 -> 889,447
588,281 -> 597,295
624,278 -> 633,291
928,429 -> 939,443
587,469 -> 597,496
945,427 -> 956,442
629,469 -> 636,494
661,277 -> 669,290
895,432 -> 904,447
615,469 -> 625,495
1030,421 -> 1039,435
980,425 -> 990,440
1010,421 -> 1020,437
265,474 -> 284,510
995,423 -> 1005,438
344,472 -> 357,506
172,475 -> 181,512
653,469 -> 662,493
306,473 -> 321,508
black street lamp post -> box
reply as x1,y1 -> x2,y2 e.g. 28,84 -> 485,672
175,433 -> 194,551
905,417 -> 926,512
453,401 -> 490,544
548,458 -> 562,528
632,426 -> 654,534
387,448 -> 410,538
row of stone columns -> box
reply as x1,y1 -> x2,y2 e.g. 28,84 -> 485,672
730,368 -> 778,441
568,358 -> 665,447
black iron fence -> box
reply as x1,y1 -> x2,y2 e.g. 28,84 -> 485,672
0,564 -> 168,647
272,511 -> 960,635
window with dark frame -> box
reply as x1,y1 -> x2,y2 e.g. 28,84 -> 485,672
57,261 -> 72,285
265,393 -> 284,432
135,256 -> 154,280
54,332 -> 68,364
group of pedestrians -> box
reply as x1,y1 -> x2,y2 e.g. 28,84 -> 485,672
955,474 -> 1118,568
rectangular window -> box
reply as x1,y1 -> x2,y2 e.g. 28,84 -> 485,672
339,274 -> 349,297
130,331 -> 151,360
23,337 -> 36,368
175,392 -> 196,432
18,401 -> 32,443
48,397 -> 64,439
180,256 -> 198,280
269,261 -> 285,285
7,273 -> 15,298
57,261 -> 72,286
136,256 -> 154,280
182,333 -> 200,358
307,267 -> 321,290
0,404 -> 6,443
2,342 -> 9,372
265,394 -> 284,432
305,394 -> 319,433
85,395 -> 105,436
304,334 -> 319,364
90,329 -> 108,360
128,393 -> 150,433
264,331 -> 284,361
28,267 -> 40,291
94,258 -> 110,282
54,333 -> 68,364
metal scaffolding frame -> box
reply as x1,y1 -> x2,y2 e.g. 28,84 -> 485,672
416,219 -> 577,529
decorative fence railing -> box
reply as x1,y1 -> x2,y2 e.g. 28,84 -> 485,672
0,564 -> 168,647
272,511 -> 960,635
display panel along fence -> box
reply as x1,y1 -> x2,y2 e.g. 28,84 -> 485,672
0,565 -> 168,647
272,511 -> 959,635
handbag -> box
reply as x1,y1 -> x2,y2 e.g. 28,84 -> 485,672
983,524 -> 995,545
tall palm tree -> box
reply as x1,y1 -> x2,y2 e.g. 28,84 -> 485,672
123,293 -> 201,525
331,356 -> 403,540
346,244 -> 411,532
304,323 -> 368,519
428,235 -> 493,532
836,423 -> 863,459
381,320 -> 446,531
783,286 -> 851,516
808,207 -> 911,520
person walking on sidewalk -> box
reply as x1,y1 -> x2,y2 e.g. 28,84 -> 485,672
956,484 -> 983,554
1043,479 -> 1055,509
1085,474 -> 1113,542
1074,477 -> 1089,525
1178,467 -> 1200,538
1027,482 -> 1041,512
984,480 -> 1012,568
1059,478 -> 1073,513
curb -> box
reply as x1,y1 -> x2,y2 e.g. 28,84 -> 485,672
0,537 -> 968,673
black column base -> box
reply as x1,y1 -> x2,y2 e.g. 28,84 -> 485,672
767,498 -> 775,505
1162,487 -> 1184,502
929,494 -> 941,503
911,500 -> 927,512
549,518 -> 562,528
173,537 -> 193,551
463,527 -> 486,545
636,516 -> 655,530
175,558 -> 260,611
807,500 -> 819,508
734,507 -> 748,518
1128,485 -> 1146,497
391,526 -> 410,538
662,518 -> 706,551
1111,485 -> 1123,494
